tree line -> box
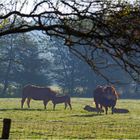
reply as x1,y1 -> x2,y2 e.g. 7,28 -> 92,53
0,0 -> 140,98
0,32 -> 139,98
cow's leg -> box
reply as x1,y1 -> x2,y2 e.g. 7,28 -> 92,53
53,103 -> 56,110
95,102 -> 100,113
64,102 -> 67,110
27,98 -> 31,108
21,98 -> 26,108
95,102 -> 98,108
43,100 -> 49,109
99,104 -> 103,114
100,105 -> 103,110
68,102 -> 72,110
105,106 -> 108,114
111,106 -> 115,114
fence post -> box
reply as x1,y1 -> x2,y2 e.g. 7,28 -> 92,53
1,118 -> 11,139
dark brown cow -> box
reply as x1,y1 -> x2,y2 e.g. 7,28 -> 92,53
93,85 -> 118,114
51,95 -> 72,110
21,85 -> 56,109
84,105 -> 104,113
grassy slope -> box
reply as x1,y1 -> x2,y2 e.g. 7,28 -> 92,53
0,98 -> 140,139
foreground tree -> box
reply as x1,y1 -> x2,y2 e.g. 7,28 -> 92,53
0,0 -> 140,82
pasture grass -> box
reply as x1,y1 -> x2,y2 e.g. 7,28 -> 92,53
0,98 -> 140,139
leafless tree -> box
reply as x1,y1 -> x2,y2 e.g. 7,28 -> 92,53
0,0 -> 140,82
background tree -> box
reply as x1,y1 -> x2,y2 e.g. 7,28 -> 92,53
49,38 -> 96,96
47,37 -> 137,98
0,31 -> 139,98
13,33 -> 51,86
0,33 -> 52,97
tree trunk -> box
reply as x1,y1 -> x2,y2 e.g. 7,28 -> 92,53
1,59 -> 12,97
1,38 -> 13,97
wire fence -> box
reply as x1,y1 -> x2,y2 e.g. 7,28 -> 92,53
0,119 -> 140,139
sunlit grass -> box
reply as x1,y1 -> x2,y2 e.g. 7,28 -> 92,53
0,98 -> 140,139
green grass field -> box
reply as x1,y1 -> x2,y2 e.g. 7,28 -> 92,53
0,98 -> 140,139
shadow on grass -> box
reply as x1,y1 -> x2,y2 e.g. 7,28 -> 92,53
83,105 -> 129,114
71,113 -> 103,118
0,108 -> 52,111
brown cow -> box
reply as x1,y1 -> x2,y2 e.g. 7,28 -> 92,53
93,85 -> 118,114
84,105 -> 104,113
21,85 -> 56,109
51,95 -> 72,110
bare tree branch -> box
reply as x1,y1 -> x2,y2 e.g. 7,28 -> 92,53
0,0 -> 140,82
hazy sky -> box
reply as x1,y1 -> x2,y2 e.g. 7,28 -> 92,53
0,0 -> 138,14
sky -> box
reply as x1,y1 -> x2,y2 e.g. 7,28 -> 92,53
1,0 -> 138,14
